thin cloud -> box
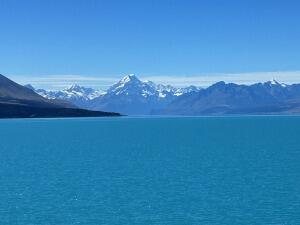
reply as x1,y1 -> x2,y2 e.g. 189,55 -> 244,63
143,71 -> 300,87
10,75 -> 119,90
10,71 -> 300,90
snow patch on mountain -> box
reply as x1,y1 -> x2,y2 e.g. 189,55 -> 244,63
25,84 -> 105,101
26,74 -> 202,113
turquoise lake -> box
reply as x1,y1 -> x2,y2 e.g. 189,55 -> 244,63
0,116 -> 300,225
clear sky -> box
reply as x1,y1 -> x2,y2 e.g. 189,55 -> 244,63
1,0 -> 300,89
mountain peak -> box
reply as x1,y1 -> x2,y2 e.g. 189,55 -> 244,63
120,74 -> 140,84
64,84 -> 97,93
66,84 -> 82,90
211,81 -> 226,87
268,79 -> 280,85
263,79 -> 288,87
109,74 -> 143,92
24,84 -> 35,91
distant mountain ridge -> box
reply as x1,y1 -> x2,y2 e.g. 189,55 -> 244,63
28,74 -> 300,115
89,74 -> 201,114
32,84 -> 105,101
161,79 -> 300,115
29,74 -> 201,114
29,84 -> 105,109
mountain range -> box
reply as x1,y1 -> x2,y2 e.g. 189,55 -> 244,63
27,74 -> 300,115
0,74 -> 120,118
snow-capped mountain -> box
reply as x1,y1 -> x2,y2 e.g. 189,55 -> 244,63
89,74 -> 201,114
28,84 -> 104,100
58,84 -> 105,100
102,74 -> 200,99
27,74 -> 201,115
25,84 -> 105,108
158,79 -> 300,115
26,75 -> 300,115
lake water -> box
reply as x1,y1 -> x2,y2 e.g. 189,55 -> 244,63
0,116 -> 300,225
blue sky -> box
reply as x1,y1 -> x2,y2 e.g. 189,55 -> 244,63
1,0 -> 300,89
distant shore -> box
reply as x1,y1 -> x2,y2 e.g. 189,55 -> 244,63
0,103 -> 121,119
